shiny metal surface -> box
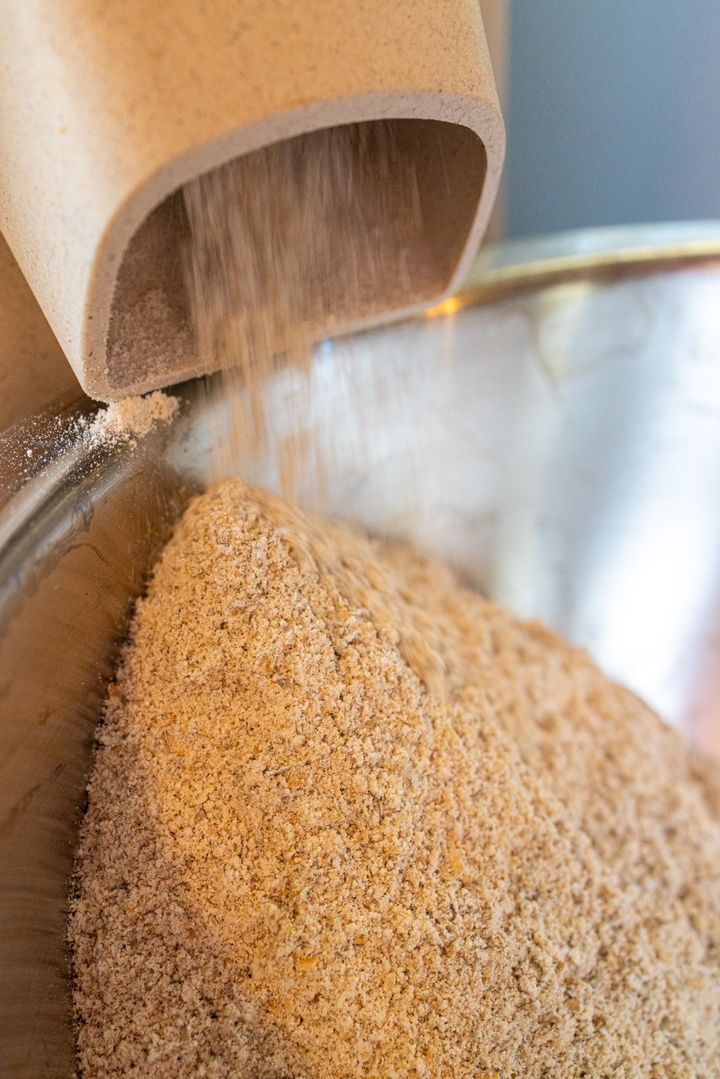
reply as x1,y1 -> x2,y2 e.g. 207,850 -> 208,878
466,219 -> 720,296
2,226 -> 720,1074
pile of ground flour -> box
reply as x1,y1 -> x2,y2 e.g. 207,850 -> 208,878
69,480 -> 720,1077
79,391 -> 179,449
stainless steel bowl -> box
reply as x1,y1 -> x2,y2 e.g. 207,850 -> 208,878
2,223 -> 720,1075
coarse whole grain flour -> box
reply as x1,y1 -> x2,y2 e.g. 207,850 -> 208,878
69,479 -> 720,1078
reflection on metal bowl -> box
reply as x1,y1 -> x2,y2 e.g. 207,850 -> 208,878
2,224 -> 720,1075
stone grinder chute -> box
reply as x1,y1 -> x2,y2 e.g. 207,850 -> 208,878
0,0 -> 504,401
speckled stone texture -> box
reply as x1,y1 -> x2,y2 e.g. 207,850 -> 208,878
0,1 -> 504,399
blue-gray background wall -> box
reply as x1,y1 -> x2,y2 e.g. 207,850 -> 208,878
505,1 -> 720,237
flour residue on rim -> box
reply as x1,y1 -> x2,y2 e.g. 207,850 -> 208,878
80,390 -> 179,450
